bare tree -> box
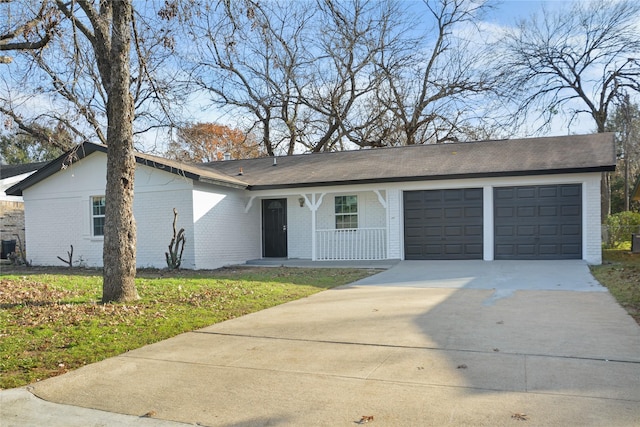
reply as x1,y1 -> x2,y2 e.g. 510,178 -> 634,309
299,0 -> 402,152
607,95 -> 640,212
498,0 -> 640,218
1,1 -> 190,301
0,0 -> 58,63
0,0 -> 142,301
184,0 -> 499,153
1,1 -> 185,150
186,0 -> 314,156
48,0 -> 139,302
376,0 -> 496,145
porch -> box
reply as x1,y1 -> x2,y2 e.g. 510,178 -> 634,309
315,227 -> 387,260
244,257 -> 398,269
256,189 -> 393,262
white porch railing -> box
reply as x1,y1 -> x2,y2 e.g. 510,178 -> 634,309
316,228 -> 387,260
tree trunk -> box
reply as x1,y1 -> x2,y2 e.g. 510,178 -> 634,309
102,0 -> 138,303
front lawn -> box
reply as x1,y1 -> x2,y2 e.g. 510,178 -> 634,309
0,266 -> 376,389
590,250 -> 640,325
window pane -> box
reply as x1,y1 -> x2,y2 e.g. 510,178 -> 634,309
92,196 -> 105,236
92,197 -> 105,215
93,217 -> 105,236
335,196 -> 344,214
336,214 -> 358,229
335,195 -> 358,214
335,195 -> 358,229
346,195 -> 357,212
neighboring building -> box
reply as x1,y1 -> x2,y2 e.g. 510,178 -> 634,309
0,162 -> 48,258
6,134 -> 616,268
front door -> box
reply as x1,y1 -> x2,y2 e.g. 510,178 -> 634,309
262,199 -> 288,257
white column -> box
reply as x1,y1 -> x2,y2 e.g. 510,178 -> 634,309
302,193 -> 325,261
483,185 -> 494,261
373,189 -> 389,259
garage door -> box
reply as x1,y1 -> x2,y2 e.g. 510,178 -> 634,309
494,184 -> 582,260
404,189 -> 483,260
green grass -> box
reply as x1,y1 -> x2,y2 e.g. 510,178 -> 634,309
0,266 -> 376,389
4,253 -> 637,390
590,250 -> 640,325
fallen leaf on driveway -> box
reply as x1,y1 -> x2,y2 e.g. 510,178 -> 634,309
357,415 -> 374,423
511,413 -> 528,421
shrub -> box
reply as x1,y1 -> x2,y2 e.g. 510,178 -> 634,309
605,211 -> 640,248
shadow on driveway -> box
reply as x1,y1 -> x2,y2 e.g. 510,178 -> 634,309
9,260 -> 640,426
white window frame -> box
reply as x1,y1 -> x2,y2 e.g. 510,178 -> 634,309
91,196 -> 105,237
335,195 -> 358,229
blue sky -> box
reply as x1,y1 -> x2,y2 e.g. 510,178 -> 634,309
486,0 -> 571,23
177,0 -> 596,148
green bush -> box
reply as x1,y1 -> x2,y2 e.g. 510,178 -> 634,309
605,211 -> 640,248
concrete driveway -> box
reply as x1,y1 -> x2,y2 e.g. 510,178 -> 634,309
2,260 -> 640,426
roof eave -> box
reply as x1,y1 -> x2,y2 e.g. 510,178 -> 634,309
246,166 -> 616,191
6,142 -> 248,195
135,158 -> 201,181
199,177 -> 248,190
134,155 -> 247,188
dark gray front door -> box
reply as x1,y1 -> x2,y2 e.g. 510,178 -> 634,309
494,184 -> 582,260
404,189 -> 483,260
262,199 -> 287,257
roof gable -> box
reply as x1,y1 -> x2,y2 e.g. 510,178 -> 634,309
5,143 -> 248,196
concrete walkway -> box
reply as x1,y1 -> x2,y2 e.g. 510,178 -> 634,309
2,260 -> 640,426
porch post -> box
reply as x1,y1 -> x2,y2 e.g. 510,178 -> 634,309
302,193 -> 325,261
374,190 -> 389,259
311,194 -> 317,261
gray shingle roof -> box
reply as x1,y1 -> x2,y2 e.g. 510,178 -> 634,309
133,148 -> 248,188
0,162 -> 49,179
6,133 -> 616,196
204,133 -> 616,189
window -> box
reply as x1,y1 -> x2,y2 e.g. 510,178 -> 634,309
92,196 -> 105,236
335,195 -> 358,229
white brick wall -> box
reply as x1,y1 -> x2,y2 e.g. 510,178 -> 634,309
382,173 -> 604,263
314,191 -> 386,230
583,176 -> 603,264
24,197 -> 88,266
23,152 -> 196,268
192,183 -> 260,269
280,173 -> 602,263
135,190 -> 195,269
21,151 -> 606,267
387,189 -> 402,259
287,191 -> 388,259
287,196 -> 312,259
